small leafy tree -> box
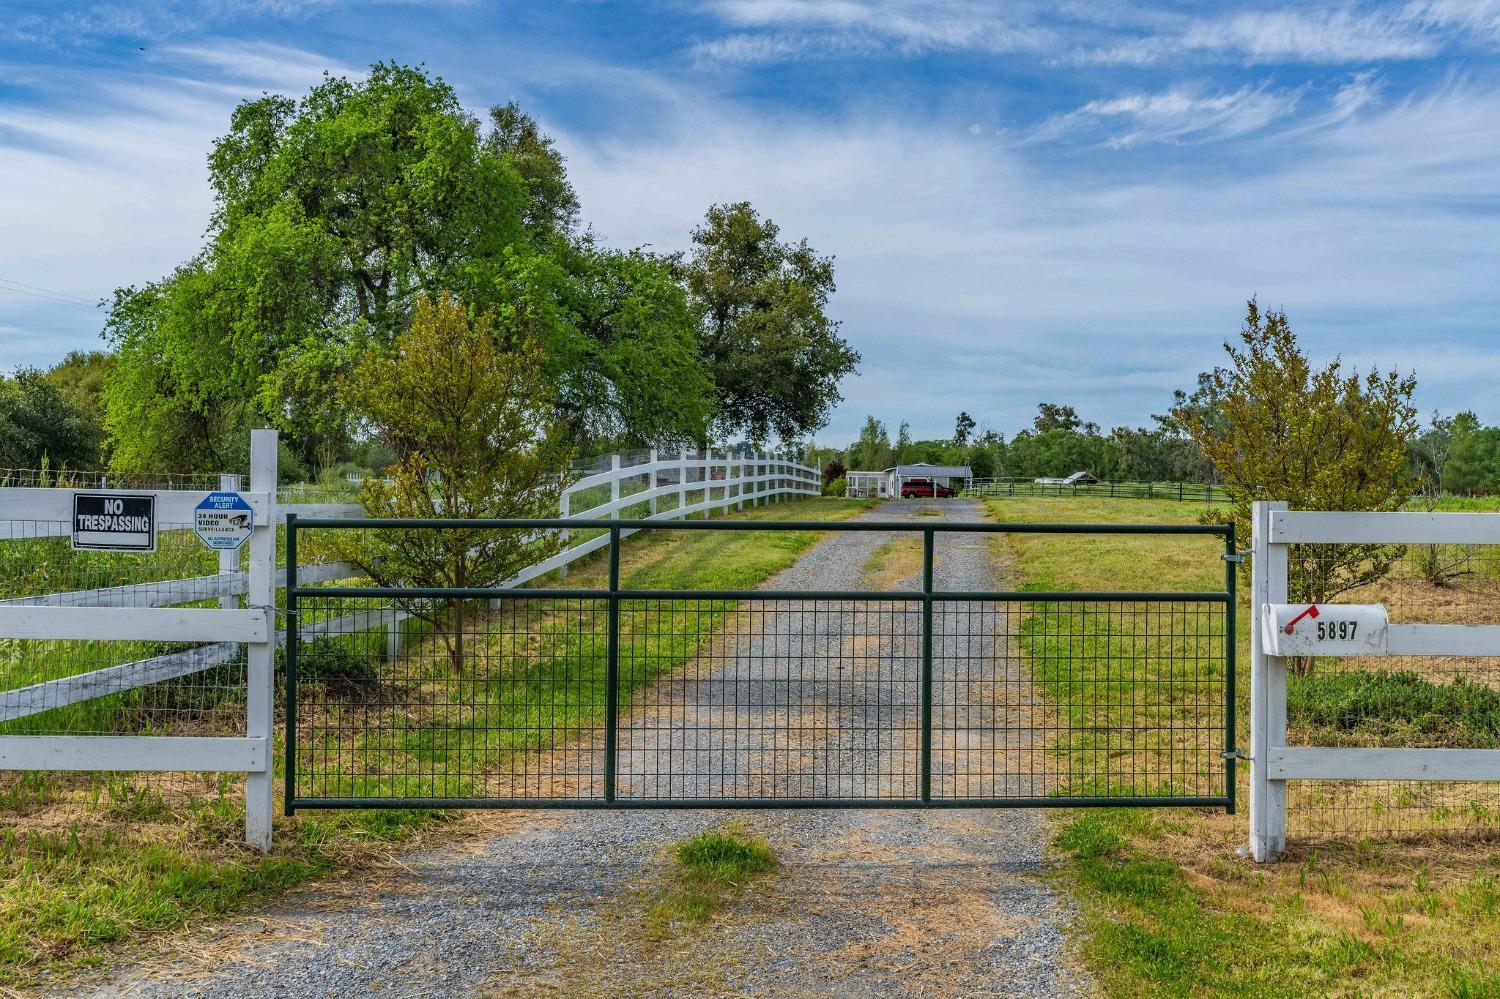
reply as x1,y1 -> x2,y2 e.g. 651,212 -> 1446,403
849,416 -> 893,471
821,457 -> 847,492
338,294 -> 573,673
1176,300 -> 1418,619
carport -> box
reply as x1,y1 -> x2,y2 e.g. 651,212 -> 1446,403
883,463 -> 973,497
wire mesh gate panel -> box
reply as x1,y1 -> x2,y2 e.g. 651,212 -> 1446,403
285,518 -> 1236,812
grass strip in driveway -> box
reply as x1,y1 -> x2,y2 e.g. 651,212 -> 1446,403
0,495 -> 874,989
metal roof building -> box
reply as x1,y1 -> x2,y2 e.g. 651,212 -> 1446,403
879,462 -> 973,498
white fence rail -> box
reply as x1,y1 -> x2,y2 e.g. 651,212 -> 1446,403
1249,501 -> 1500,862
0,440 -> 819,848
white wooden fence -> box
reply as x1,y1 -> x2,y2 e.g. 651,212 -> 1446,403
0,437 -> 819,848
0,430 -> 281,849
1249,501 -> 1500,861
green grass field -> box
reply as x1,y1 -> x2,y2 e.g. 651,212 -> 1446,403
0,495 -> 872,988
988,495 -> 1500,998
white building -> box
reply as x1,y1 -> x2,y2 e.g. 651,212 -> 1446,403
846,470 -> 885,498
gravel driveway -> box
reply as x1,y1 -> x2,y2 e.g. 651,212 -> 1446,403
86,499 -> 1091,998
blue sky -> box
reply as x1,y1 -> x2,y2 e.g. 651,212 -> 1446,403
1,1 -> 1498,446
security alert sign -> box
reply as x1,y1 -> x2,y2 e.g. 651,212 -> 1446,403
71,493 -> 156,552
1263,603 -> 1389,657
194,492 -> 255,551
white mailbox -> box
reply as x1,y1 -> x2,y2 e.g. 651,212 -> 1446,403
1263,603 -> 1389,657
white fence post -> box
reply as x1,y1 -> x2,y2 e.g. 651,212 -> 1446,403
609,454 -> 620,518
648,449 -> 658,517
218,474 -> 241,611
245,429 -> 276,851
558,484 -> 570,579
705,448 -> 716,519
1249,500 -> 1288,862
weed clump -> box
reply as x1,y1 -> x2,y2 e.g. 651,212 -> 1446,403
648,824 -> 777,936
675,826 -> 777,884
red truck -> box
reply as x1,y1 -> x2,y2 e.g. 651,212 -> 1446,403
900,478 -> 957,499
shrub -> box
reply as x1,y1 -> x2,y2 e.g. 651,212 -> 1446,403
1288,669 -> 1500,747
294,636 -> 377,685
823,475 -> 847,497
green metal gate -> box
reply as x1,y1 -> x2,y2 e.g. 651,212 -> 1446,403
284,518 -> 1236,813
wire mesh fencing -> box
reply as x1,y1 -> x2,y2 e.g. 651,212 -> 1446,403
0,509 -> 252,823
286,519 -> 1234,812
1285,542 -> 1500,841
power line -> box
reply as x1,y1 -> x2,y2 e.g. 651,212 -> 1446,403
0,276 -> 102,308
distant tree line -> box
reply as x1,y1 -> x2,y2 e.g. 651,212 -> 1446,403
823,300 -> 1451,508
2,63 -> 858,479
826,393 -> 1217,484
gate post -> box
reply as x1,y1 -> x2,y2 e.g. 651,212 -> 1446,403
919,528 -> 934,802
604,526 -> 620,803
610,453 -> 620,518
245,429 -> 277,851
1249,500 -> 1288,861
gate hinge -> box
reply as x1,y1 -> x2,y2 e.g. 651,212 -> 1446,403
1221,552 -> 1245,563
1220,748 -> 1248,761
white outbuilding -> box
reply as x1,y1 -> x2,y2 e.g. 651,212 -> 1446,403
884,462 -> 973,497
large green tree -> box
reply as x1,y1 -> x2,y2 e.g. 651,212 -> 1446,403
104,64 -> 710,472
0,369 -> 101,470
681,202 -> 859,444
1441,412 -> 1500,495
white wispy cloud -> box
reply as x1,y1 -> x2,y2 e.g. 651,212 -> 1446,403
560,71 -> 1500,438
158,41 -> 367,91
1082,7 -> 1442,65
1404,0 -> 1500,42
1029,84 -> 1305,147
698,1 -> 1498,69
692,0 -> 1055,64
0,44 -> 356,372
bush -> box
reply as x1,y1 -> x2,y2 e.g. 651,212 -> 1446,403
823,475 -> 847,497
291,636 -> 377,685
1288,669 -> 1500,747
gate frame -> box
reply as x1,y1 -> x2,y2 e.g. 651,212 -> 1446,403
285,516 -> 1238,815
1249,501 -> 1500,862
